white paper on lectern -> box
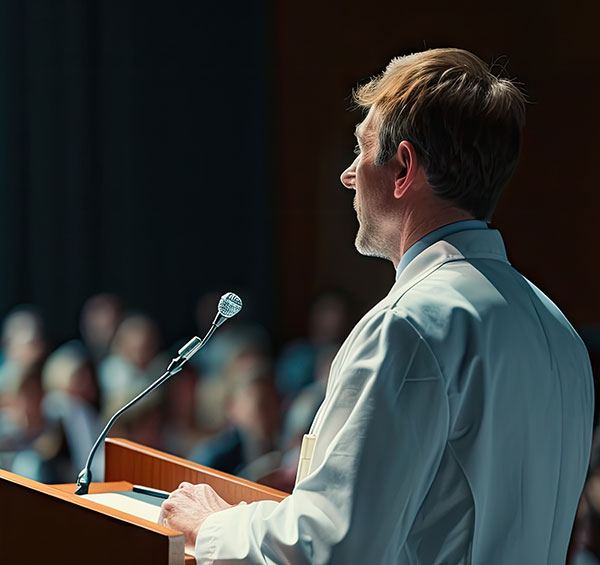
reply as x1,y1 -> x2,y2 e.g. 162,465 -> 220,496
82,492 -> 161,523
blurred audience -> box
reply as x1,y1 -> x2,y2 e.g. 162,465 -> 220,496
0,293 -> 348,491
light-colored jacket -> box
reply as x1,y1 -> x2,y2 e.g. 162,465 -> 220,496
196,228 -> 594,564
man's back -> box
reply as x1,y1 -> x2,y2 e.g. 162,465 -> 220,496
388,229 -> 593,563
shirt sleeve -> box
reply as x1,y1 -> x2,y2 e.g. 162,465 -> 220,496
195,309 -> 449,564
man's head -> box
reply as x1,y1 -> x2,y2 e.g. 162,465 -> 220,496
341,48 -> 526,260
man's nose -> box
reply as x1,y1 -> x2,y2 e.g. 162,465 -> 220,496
340,159 -> 357,189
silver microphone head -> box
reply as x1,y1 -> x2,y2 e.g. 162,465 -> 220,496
217,292 -> 243,320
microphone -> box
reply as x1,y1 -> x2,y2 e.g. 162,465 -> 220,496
74,292 -> 243,495
215,292 -> 243,326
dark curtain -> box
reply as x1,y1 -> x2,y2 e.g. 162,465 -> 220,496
0,0 -> 273,346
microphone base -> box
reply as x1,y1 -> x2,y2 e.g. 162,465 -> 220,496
75,468 -> 92,495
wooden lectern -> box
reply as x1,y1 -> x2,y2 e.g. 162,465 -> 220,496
0,437 -> 289,564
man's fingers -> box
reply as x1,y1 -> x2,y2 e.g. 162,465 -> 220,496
178,481 -> 193,489
158,505 -> 167,526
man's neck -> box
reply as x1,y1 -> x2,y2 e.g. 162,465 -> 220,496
393,207 -> 475,268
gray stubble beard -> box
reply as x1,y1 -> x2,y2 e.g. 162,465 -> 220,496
354,222 -> 392,261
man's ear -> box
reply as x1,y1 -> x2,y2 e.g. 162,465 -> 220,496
394,140 -> 419,199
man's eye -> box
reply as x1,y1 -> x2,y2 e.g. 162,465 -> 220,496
353,144 -> 361,156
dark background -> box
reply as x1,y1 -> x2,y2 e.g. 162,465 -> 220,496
0,0 -> 598,352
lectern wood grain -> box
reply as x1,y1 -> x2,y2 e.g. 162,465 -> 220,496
105,437 -> 289,504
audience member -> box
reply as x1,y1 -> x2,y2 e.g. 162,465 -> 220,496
40,341 -> 103,482
0,360 -> 47,480
98,313 -> 165,420
275,291 -> 349,402
0,306 -> 48,479
79,293 -> 123,363
0,305 -> 47,394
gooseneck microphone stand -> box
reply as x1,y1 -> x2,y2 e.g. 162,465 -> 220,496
75,292 -> 242,495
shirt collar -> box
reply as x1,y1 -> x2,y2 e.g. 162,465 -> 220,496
396,220 -> 488,280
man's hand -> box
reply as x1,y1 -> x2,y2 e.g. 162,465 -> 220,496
158,482 -> 233,551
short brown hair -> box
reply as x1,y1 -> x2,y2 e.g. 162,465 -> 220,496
354,48 -> 526,220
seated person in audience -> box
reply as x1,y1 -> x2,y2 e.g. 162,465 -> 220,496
98,313 -> 166,420
79,293 -> 123,363
0,305 -> 47,395
40,341 -> 102,482
189,352 -> 280,480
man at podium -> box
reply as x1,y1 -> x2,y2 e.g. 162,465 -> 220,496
160,48 -> 594,564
